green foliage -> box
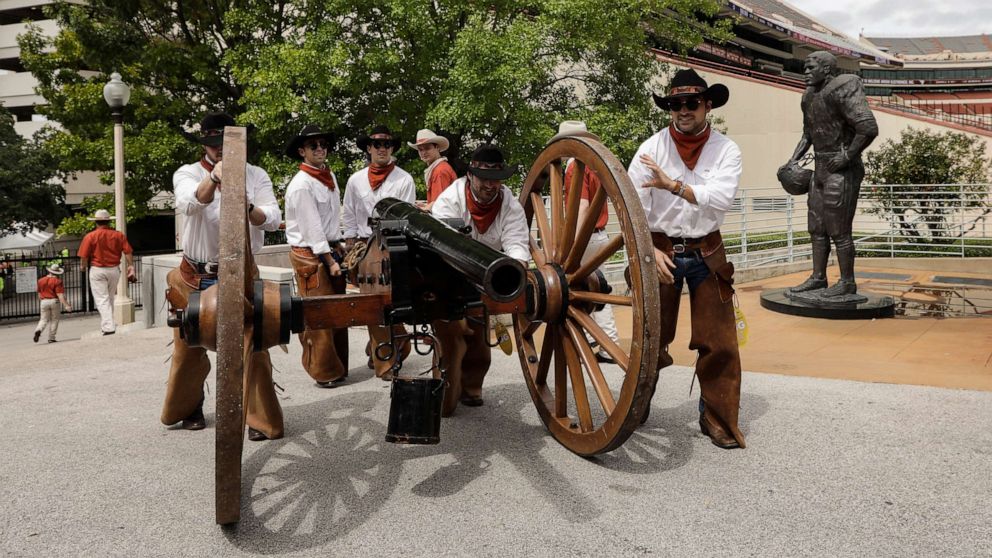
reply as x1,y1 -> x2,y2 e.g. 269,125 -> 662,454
863,128 -> 992,242
0,107 -> 65,235
22,0 -> 730,226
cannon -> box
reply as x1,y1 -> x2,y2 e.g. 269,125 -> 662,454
171,127 -> 662,524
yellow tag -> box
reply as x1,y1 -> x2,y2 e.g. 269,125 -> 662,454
734,305 -> 748,348
494,321 -> 513,355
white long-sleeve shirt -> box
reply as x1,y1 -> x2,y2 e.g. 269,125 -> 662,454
342,165 -> 416,239
431,178 -> 530,262
284,168 -> 341,255
173,161 -> 282,262
628,127 -> 742,238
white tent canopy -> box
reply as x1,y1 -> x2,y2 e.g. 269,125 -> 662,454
0,228 -> 55,251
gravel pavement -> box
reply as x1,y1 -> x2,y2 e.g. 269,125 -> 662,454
1,316 -> 990,557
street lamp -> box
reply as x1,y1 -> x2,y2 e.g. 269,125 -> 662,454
103,72 -> 134,325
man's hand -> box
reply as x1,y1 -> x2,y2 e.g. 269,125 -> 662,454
211,161 -> 224,190
654,247 -> 676,284
639,154 -> 674,191
824,152 -> 848,173
328,261 -> 342,277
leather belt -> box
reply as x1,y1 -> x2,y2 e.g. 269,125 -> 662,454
183,256 -> 219,275
669,236 -> 706,254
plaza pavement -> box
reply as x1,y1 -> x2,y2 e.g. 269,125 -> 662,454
1,306 -> 990,557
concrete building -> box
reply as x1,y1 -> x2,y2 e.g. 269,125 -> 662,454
0,0 -> 104,206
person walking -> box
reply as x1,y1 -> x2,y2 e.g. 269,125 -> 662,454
33,264 -> 71,343
77,209 -> 134,335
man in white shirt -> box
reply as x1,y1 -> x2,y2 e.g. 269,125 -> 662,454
163,111 -> 284,442
342,125 -> 415,379
284,124 -> 349,388
627,70 -> 746,449
431,144 -> 529,415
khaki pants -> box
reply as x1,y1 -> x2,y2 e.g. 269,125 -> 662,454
433,319 -> 491,416
289,249 -> 349,383
160,267 -> 284,439
35,298 -> 61,341
89,266 -> 120,334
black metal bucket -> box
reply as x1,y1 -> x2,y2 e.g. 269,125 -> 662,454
385,376 -> 445,445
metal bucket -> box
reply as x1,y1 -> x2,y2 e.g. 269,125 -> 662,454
385,376 -> 445,445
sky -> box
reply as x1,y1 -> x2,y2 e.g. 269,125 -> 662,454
786,0 -> 992,39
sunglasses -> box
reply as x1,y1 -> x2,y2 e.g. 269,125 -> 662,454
663,98 -> 704,112
369,139 -> 394,149
304,140 -> 330,150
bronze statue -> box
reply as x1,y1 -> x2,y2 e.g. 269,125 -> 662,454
779,51 -> 878,300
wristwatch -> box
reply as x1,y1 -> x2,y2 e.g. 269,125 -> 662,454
209,171 -> 221,184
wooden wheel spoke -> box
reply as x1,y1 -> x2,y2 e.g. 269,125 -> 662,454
521,315 -> 542,338
569,291 -> 633,306
567,306 -> 630,371
560,334 -> 594,433
529,192 -> 554,263
553,330 -> 567,418
565,320 -> 616,415
548,163 -> 564,262
529,235 -> 547,267
563,185 -> 607,273
568,234 -> 623,286
534,324 -> 555,386
560,160 -> 585,262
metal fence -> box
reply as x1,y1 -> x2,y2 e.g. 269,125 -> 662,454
0,255 -> 145,321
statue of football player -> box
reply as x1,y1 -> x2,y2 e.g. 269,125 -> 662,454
780,51 -> 878,298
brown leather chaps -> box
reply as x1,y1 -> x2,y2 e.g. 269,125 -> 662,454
432,319 -> 491,417
653,231 -> 746,448
289,248 -> 349,382
160,266 -> 284,439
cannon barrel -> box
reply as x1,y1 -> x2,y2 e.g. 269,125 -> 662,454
375,198 -> 526,303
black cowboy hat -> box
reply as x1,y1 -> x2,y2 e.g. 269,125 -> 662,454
467,144 -> 516,181
356,125 -> 401,151
182,111 -> 237,147
284,125 -> 335,160
652,68 -> 729,111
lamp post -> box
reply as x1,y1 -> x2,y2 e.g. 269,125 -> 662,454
103,72 -> 134,325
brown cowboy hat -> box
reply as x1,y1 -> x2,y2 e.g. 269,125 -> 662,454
652,68 -> 729,110
284,125 -> 335,160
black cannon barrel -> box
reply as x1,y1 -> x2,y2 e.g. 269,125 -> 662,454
375,198 -> 526,303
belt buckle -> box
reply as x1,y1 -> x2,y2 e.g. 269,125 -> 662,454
672,243 -> 686,254
204,262 -> 219,274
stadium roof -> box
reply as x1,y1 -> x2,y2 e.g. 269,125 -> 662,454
728,0 -> 901,65
865,35 -> 992,56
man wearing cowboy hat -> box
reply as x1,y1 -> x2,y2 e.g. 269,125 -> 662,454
78,208 -> 134,335
343,124 -> 415,379
284,124 -> 350,387
628,68 -> 746,449
550,121 -> 620,364
409,129 -> 458,211
431,144 -> 529,415
33,264 -> 71,343
164,110 -> 284,441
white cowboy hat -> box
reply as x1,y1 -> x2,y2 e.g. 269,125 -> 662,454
86,209 -> 116,221
407,129 -> 450,152
549,120 -> 601,143
47,263 -> 64,275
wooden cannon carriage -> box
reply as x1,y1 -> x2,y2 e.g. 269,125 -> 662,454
169,127 -> 662,524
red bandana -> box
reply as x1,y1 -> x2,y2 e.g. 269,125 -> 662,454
368,163 -> 395,191
465,182 -> 503,234
300,163 -> 335,190
199,157 -> 215,172
669,124 -> 711,171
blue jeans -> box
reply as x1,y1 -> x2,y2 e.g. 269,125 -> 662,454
199,277 -> 217,290
672,252 -> 711,414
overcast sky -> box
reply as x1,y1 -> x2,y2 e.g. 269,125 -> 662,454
787,0 -> 992,39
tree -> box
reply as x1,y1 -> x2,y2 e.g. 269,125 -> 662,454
0,107 -> 64,235
21,0 -> 730,228
863,128 -> 991,242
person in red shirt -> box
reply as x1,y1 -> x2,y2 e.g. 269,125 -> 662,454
77,209 -> 134,335
34,264 -> 71,343
553,121 -> 620,364
410,129 -> 458,211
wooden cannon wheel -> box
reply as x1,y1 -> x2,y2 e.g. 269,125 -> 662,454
513,137 -> 661,456
214,126 -> 253,525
